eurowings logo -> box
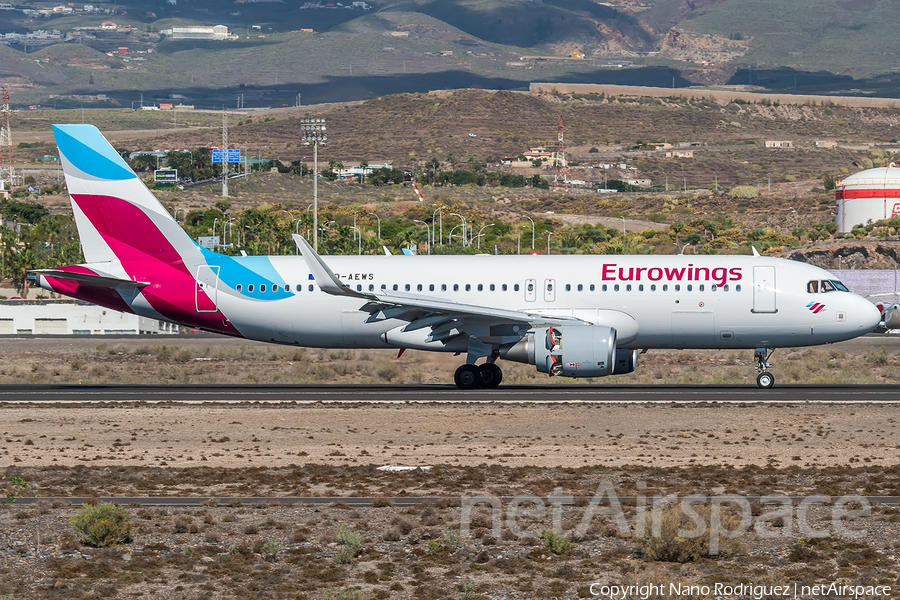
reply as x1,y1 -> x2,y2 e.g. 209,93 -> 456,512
807,302 -> 826,314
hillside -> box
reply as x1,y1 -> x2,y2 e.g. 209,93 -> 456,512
5,0 -> 900,107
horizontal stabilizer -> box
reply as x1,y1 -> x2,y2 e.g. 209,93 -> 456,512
31,269 -> 150,290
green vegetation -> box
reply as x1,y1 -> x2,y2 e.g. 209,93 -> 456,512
69,501 -> 133,547
1,475 -> 27,505
541,529 -> 574,556
634,503 -> 743,562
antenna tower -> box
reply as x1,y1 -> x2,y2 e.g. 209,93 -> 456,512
0,86 -> 15,187
221,110 -> 228,197
554,115 -> 567,191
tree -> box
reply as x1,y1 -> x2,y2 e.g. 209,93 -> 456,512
358,160 -> 368,183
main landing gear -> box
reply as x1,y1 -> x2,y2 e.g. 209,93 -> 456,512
754,347 -> 776,389
454,362 -> 503,390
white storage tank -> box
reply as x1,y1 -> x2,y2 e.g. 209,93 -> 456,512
835,165 -> 900,232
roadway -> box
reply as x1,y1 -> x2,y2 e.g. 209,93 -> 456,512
0,384 -> 897,403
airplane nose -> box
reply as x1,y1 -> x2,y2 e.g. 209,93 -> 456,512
858,298 -> 882,331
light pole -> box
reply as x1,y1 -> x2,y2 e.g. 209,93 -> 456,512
301,118 -> 327,252
413,220 -> 430,254
546,231 -> 553,255
368,212 -> 381,240
517,229 -> 522,255
523,215 -> 535,249
448,225 -> 462,245
351,226 -> 362,255
213,217 -> 219,249
173,207 -> 182,222
664,171 -> 668,192
432,206 -> 443,246
449,213 -> 466,246
621,216 -> 626,234
679,243 -> 690,255
476,223 -> 494,249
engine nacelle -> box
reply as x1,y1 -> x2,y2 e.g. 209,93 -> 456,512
500,325 -> 617,378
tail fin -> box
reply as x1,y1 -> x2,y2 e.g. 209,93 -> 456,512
53,124 -> 201,268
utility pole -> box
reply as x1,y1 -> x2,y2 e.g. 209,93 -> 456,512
554,116 -> 568,191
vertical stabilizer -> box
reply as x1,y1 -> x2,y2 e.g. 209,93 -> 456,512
53,124 -> 201,268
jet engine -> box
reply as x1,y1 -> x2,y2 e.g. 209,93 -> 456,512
500,325 -> 622,378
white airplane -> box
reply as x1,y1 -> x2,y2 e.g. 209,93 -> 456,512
34,125 -> 881,389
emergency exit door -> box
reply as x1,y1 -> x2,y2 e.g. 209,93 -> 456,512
752,265 -> 777,313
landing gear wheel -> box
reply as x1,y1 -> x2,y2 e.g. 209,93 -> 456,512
479,363 -> 503,389
454,364 -> 481,390
756,372 -> 775,389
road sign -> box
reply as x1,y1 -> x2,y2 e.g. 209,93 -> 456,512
212,148 -> 241,163
154,168 -> 178,188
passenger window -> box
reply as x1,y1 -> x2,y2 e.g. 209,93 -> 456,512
687,284 -> 692,292
490,284 -> 495,291
723,284 -> 729,291
638,284 -> 644,291
477,284 -> 483,291
271,284 -> 277,292
663,285 -> 668,291
284,284 -> 290,292
381,284 -> 386,290
602,284 -> 608,292
527,283 -> 534,291
466,284 -> 471,291
674,285 -> 680,292
417,284 -> 422,291
614,284 -> 620,292
736,285 -> 742,292
590,284 -> 595,291
807,280 -> 819,293
454,284 -> 459,291
260,284 -> 267,292
405,284 -> 411,291
577,284 -> 583,292
441,284 -> 447,291
369,284 -> 374,291
356,284 -> 362,291
393,284 -> 398,291
429,284 -> 434,291
711,284 -> 717,291
699,284 -> 704,292
248,284 -> 255,292
501,284 -> 507,291
308,284 -> 314,292
514,284 -> 520,291
626,284 -> 632,292
236,284 -> 243,292
565,284 -> 571,292
650,284 -> 656,292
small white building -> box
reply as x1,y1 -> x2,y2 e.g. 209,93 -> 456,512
0,301 -> 178,335
169,25 -> 232,40
765,140 -> 793,148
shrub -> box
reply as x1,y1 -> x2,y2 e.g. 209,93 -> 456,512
372,497 -> 394,508
334,523 -> 364,562
323,586 -> 364,600
730,185 -> 758,199
261,539 -> 282,562
541,529 -> 574,556
69,502 -> 132,547
634,503 -> 743,562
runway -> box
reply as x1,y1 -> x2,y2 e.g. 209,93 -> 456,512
0,383 -> 897,403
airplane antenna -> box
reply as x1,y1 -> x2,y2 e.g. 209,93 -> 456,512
0,86 -> 15,188
554,115 -> 568,191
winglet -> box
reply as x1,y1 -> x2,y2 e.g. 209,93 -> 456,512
292,234 -> 371,299
751,245 -> 760,257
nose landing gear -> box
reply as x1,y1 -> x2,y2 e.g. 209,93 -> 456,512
754,347 -> 775,389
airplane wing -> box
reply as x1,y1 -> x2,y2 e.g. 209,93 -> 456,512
30,268 -> 150,290
292,234 -> 586,330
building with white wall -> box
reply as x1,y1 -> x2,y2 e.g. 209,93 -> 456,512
0,301 -> 178,335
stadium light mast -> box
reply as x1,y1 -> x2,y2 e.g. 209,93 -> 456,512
0,86 -> 15,188
553,116 -> 568,191
301,118 -> 327,251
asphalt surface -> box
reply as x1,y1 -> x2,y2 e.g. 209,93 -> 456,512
0,384 -> 897,403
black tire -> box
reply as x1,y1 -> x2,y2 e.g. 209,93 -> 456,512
479,363 -> 503,389
756,372 -> 775,389
454,364 -> 481,390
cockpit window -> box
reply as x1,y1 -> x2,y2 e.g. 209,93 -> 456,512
831,280 -> 849,292
807,280 -> 819,293
821,280 -> 836,292
810,279 -> 850,293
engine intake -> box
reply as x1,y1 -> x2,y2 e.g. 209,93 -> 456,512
500,325 -> 617,378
